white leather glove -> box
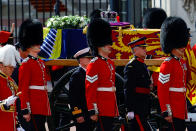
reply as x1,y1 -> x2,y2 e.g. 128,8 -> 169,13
127,112 -> 134,120
5,95 -> 18,106
17,127 -> 25,131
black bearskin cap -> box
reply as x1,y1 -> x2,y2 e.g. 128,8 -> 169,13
90,9 -> 101,21
19,19 -> 43,51
142,8 -> 167,29
87,18 -> 112,50
160,17 -> 189,54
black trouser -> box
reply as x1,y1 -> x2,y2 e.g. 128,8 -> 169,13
19,118 -> 34,131
128,114 -> 151,131
97,116 -> 115,131
31,115 -> 47,131
16,99 -> 47,131
17,99 -> 33,131
160,117 -> 186,131
19,114 -> 46,131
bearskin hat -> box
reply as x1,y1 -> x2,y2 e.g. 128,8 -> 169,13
19,19 -> 43,51
142,8 -> 167,29
90,9 -> 101,21
87,18 -> 112,51
160,16 -> 189,54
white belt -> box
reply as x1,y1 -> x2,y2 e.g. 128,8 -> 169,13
29,86 -> 46,90
97,87 -> 116,92
169,87 -> 186,92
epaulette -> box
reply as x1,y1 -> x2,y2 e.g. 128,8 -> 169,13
128,58 -> 136,64
127,58 -> 136,68
22,57 -> 30,63
164,57 -> 172,62
90,57 -> 98,63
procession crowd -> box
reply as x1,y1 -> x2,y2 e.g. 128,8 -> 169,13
0,8 -> 195,131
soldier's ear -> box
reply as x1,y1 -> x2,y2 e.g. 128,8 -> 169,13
131,47 -> 137,54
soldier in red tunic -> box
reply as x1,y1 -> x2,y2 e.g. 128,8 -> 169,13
85,18 -> 119,131
158,17 -> 190,131
0,44 -> 21,131
18,19 -> 51,131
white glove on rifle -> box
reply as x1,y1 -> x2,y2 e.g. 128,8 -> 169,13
127,112 -> 134,120
5,95 -> 18,106
17,127 -> 25,131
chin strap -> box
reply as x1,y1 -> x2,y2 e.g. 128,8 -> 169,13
175,49 -> 184,57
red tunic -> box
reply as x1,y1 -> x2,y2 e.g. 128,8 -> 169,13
85,56 -> 119,117
193,44 -> 196,56
18,56 -> 51,116
0,72 -> 17,131
158,56 -> 187,119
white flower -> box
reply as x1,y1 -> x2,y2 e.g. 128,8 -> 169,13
46,15 -> 89,29
53,21 -> 58,26
80,17 -> 84,22
50,18 -> 55,22
47,21 -> 52,27
61,22 -> 65,26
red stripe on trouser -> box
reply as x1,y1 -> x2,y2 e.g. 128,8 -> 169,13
135,114 -> 144,131
171,122 -> 175,131
99,117 -> 104,131
121,125 -> 125,131
32,115 -> 38,131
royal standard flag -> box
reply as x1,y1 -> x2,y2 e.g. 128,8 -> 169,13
185,43 -> 196,105
109,28 -> 167,59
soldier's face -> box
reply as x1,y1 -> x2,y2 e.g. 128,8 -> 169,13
173,47 -> 186,57
79,57 -> 92,68
100,44 -> 112,55
19,48 -> 29,59
28,45 -> 41,57
0,64 -> 14,76
30,45 -> 41,53
134,46 -> 147,59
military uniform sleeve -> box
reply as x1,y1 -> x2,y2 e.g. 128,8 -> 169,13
124,64 -> 137,112
0,101 -> 3,108
69,72 -> 83,118
157,61 -> 172,116
0,102 -> 11,111
0,100 -> 8,111
85,62 -> 98,116
18,62 -> 31,115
